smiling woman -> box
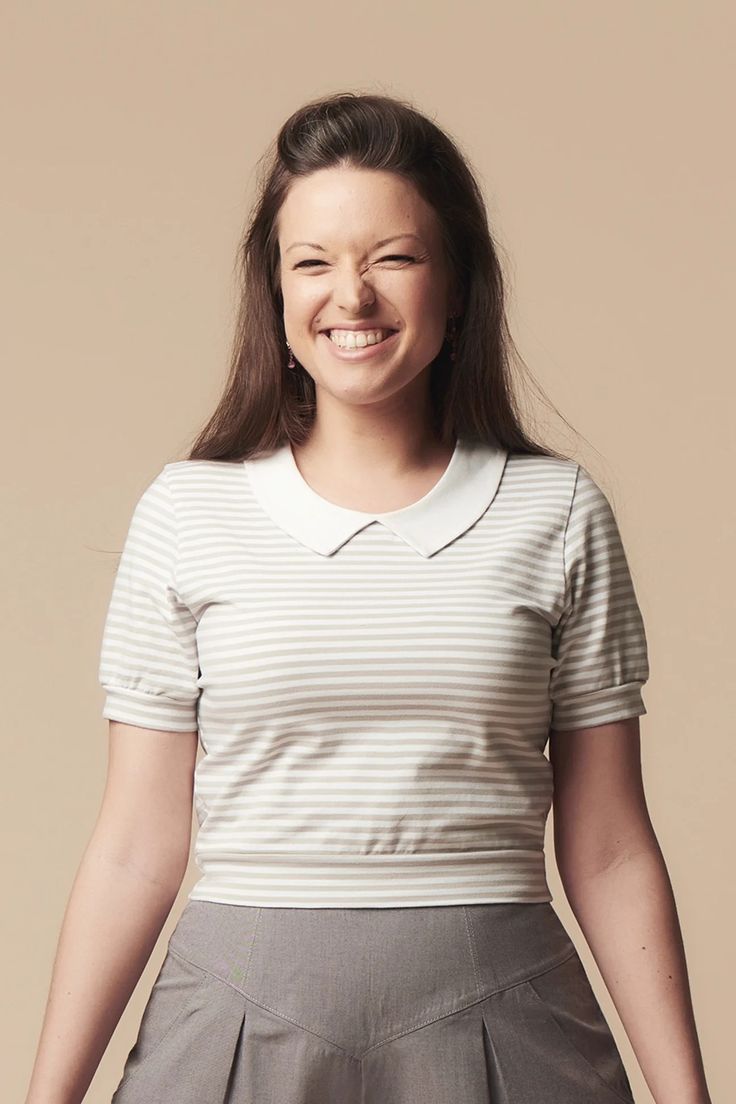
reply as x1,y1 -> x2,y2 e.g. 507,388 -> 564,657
184,91 -> 570,466
276,165 -> 456,400
25,90 -> 711,1104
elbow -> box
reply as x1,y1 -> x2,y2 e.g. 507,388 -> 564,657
87,817 -> 192,896
556,830 -> 663,890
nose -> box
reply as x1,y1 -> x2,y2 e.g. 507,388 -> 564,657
332,266 -> 376,315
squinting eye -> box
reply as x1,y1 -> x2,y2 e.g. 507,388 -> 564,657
294,254 -> 417,270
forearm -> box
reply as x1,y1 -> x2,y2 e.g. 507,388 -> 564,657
560,843 -> 711,1104
25,835 -> 185,1104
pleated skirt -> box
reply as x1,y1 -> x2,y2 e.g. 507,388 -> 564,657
111,897 -> 636,1103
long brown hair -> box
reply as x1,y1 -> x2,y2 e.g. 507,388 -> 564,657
186,91 -> 578,464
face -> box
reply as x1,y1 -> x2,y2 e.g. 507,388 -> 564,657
277,166 -> 458,411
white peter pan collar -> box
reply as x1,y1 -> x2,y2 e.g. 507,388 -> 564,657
243,435 -> 509,558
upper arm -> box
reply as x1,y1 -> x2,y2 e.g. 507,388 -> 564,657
93,720 -> 198,888
93,467 -> 201,887
548,466 -> 650,733
549,716 -> 658,883
97,467 -> 201,734
546,466 -> 656,881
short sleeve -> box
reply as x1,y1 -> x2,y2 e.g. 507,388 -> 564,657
549,466 -> 650,731
98,466 -> 200,732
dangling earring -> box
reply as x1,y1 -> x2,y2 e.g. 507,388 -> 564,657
286,341 -> 296,370
446,315 -> 458,362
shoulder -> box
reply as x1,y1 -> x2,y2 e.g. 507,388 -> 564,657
502,451 -> 581,510
163,458 -> 242,479
505,454 -> 616,516
120,460 -> 243,514
151,461 -> 247,536
161,458 -> 245,496
566,466 -> 620,532
505,450 -> 579,481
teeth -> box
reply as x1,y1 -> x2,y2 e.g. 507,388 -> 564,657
328,328 -> 391,349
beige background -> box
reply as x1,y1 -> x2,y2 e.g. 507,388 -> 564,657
3,2 -> 733,1101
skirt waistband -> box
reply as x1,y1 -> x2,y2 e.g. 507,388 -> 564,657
167,899 -> 578,1013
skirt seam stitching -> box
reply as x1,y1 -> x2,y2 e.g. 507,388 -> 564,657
165,945 -> 582,1058
461,905 -> 484,999
168,946 -> 362,1062
359,948 -> 582,1054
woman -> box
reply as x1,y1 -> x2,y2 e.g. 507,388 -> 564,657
26,92 -> 711,1104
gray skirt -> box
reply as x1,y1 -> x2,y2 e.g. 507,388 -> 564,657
111,898 -> 635,1103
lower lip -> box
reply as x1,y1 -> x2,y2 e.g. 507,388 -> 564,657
319,330 -> 400,361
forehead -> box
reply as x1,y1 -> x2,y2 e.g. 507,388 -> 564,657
277,166 -> 438,245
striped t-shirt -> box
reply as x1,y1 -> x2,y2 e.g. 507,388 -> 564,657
98,435 -> 649,908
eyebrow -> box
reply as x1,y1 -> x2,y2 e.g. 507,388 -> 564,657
285,233 -> 425,255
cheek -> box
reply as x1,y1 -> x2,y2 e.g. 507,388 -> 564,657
399,273 -> 450,322
281,279 -> 322,320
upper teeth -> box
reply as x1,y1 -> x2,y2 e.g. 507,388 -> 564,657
328,329 -> 391,348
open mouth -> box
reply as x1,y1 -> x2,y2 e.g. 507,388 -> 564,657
318,331 -> 400,358
320,328 -> 399,351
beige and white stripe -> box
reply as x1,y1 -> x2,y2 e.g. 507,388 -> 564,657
98,438 -> 649,907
